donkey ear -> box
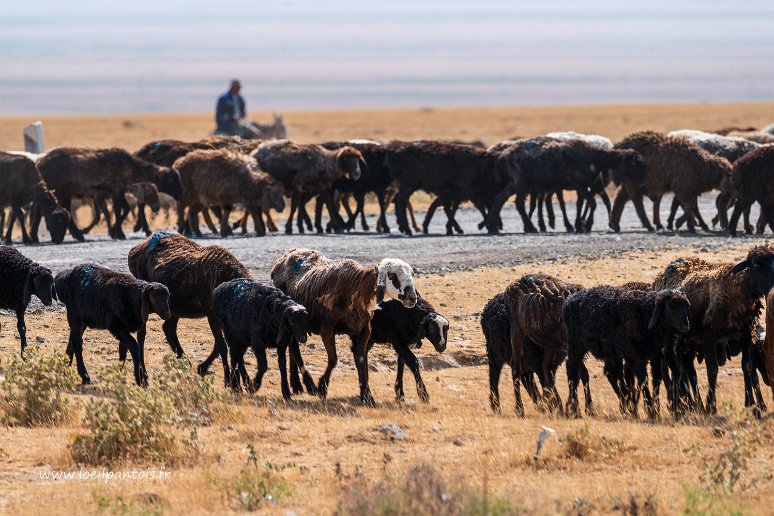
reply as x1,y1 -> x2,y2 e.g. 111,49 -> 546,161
276,309 -> 290,347
648,298 -> 664,331
23,273 -> 34,307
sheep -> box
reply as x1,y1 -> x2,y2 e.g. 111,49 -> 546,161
0,246 -> 55,355
128,232 -> 252,383
212,278 -> 314,398
667,130 -> 763,231
252,140 -> 365,234
0,152 -> 70,245
173,149 -> 285,237
653,246 -> 774,414
135,139 -> 216,167
54,263 -> 170,386
365,295 -> 449,403
320,140 -> 393,232
766,291 -> 774,401
129,183 -> 162,236
486,138 -> 644,234
546,131 -> 614,150
727,145 -> 774,236
612,131 -> 731,233
481,291 -> 590,414
384,140 -> 503,235
500,274 -> 584,415
271,248 -> 417,405
35,147 -> 183,240
563,286 -> 691,418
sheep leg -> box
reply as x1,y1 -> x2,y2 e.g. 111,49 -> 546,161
740,340 -> 766,414
394,191 -> 413,235
314,195 -> 326,234
423,198 -> 441,234
755,212 -> 767,235
565,356 -> 583,418
442,201 -> 459,236
356,193 -> 369,231
113,329 -> 147,387
649,357 -> 664,418
276,343 -> 292,400
263,209 -> 278,232
489,356 -> 504,413
407,201 -> 420,233
60,194 -> 86,242
3,207 -> 16,244
609,188 -> 629,232
541,348 -> 563,413
484,186 -> 513,234
546,193 -> 556,229
449,199 -> 464,234
288,341 -> 317,395
66,312 -> 91,384
726,200 -> 751,236
631,193 -> 655,232
528,193 -> 537,218
508,322 -> 526,416
317,325 -> 338,399
583,190 -> 597,232
219,206 -> 233,237
201,314 -> 231,386
515,192 -> 537,234
284,195 -> 298,234
251,207 -> 266,236
521,371 -> 540,406
354,326 -> 376,406
188,207 -> 203,237
703,334 -> 719,415
13,206 -> 33,244
325,192 -> 347,233
603,359 -> 629,415
580,362 -> 593,415
714,190 -> 731,230
395,355 -> 406,402
200,207 -> 219,234
0,208 -> 5,237
301,197 -> 314,232
536,194 -> 546,232
176,202 -> 189,235
666,197 -> 680,231
15,308 -> 28,356
250,344 -> 270,394
394,344 -> 428,403
28,205 -> 40,243
161,317 -> 185,357
376,192 -> 390,233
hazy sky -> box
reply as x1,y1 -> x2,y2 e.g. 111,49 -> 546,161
2,1 -> 773,113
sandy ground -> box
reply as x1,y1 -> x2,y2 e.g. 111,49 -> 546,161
0,104 -> 773,514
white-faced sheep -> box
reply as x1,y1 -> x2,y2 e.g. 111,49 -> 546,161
271,248 -> 417,405
54,263 -> 171,386
0,246 -> 56,355
563,286 -> 691,419
653,246 -> 774,414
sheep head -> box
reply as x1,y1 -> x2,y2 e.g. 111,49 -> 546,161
277,303 -> 309,346
261,179 -> 286,213
420,312 -> 449,352
336,146 -> 366,180
141,282 -> 171,321
613,149 -> 646,187
26,266 -> 55,306
154,166 -> 184,200
648,289 -> 690,333
376,258 -> 417,308
46,207 -> 71,244
727,246 -> 774,298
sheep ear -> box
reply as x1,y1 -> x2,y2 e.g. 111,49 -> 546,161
23,273 -> 34,307
416,314 -> 430,343
141,287 -> 151,322
648,299 -> 664,331
276,309 -> 290,347
728,259 -> 750,275
359,156 -> 369,170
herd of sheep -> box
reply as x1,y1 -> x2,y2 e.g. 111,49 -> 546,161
1,123 -> 774,243
0,230 -> 771,419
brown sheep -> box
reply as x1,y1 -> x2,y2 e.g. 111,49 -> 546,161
502,274 -> 584,416
35,147 -> 183,240
653,247 -> 774,414
253,140 -> 365,234
135,139 -> 216,167
612,131 -> 731,233
0,152 -> 70,244
128,232 -> 252,384
173,149 -> 285,237
271,249 -> 417,405
727,145 -> 774,236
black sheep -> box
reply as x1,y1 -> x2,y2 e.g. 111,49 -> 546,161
481,292 -> 590,414
563,286 -> 691,418
54,263 -> 171,386
365,295 -> 449,403
0,246 -> 55,355
212,278 -> 315,399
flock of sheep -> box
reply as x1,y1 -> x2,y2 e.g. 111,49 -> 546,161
1,123 -> 774,243
0,228 -> 772,419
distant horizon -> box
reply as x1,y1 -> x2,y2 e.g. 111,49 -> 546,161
3,1 -> 774,114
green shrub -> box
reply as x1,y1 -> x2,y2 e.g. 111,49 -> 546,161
229,443 -> 293,511
0,347 -> 78,426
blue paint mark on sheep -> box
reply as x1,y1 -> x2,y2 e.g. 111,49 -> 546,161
153,141 -> 162,150
663,258 -> 685,282
80,264 -> 95,290
147,231 -> 172,253
293,252 -> 314,272
230,278 -> 253,299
